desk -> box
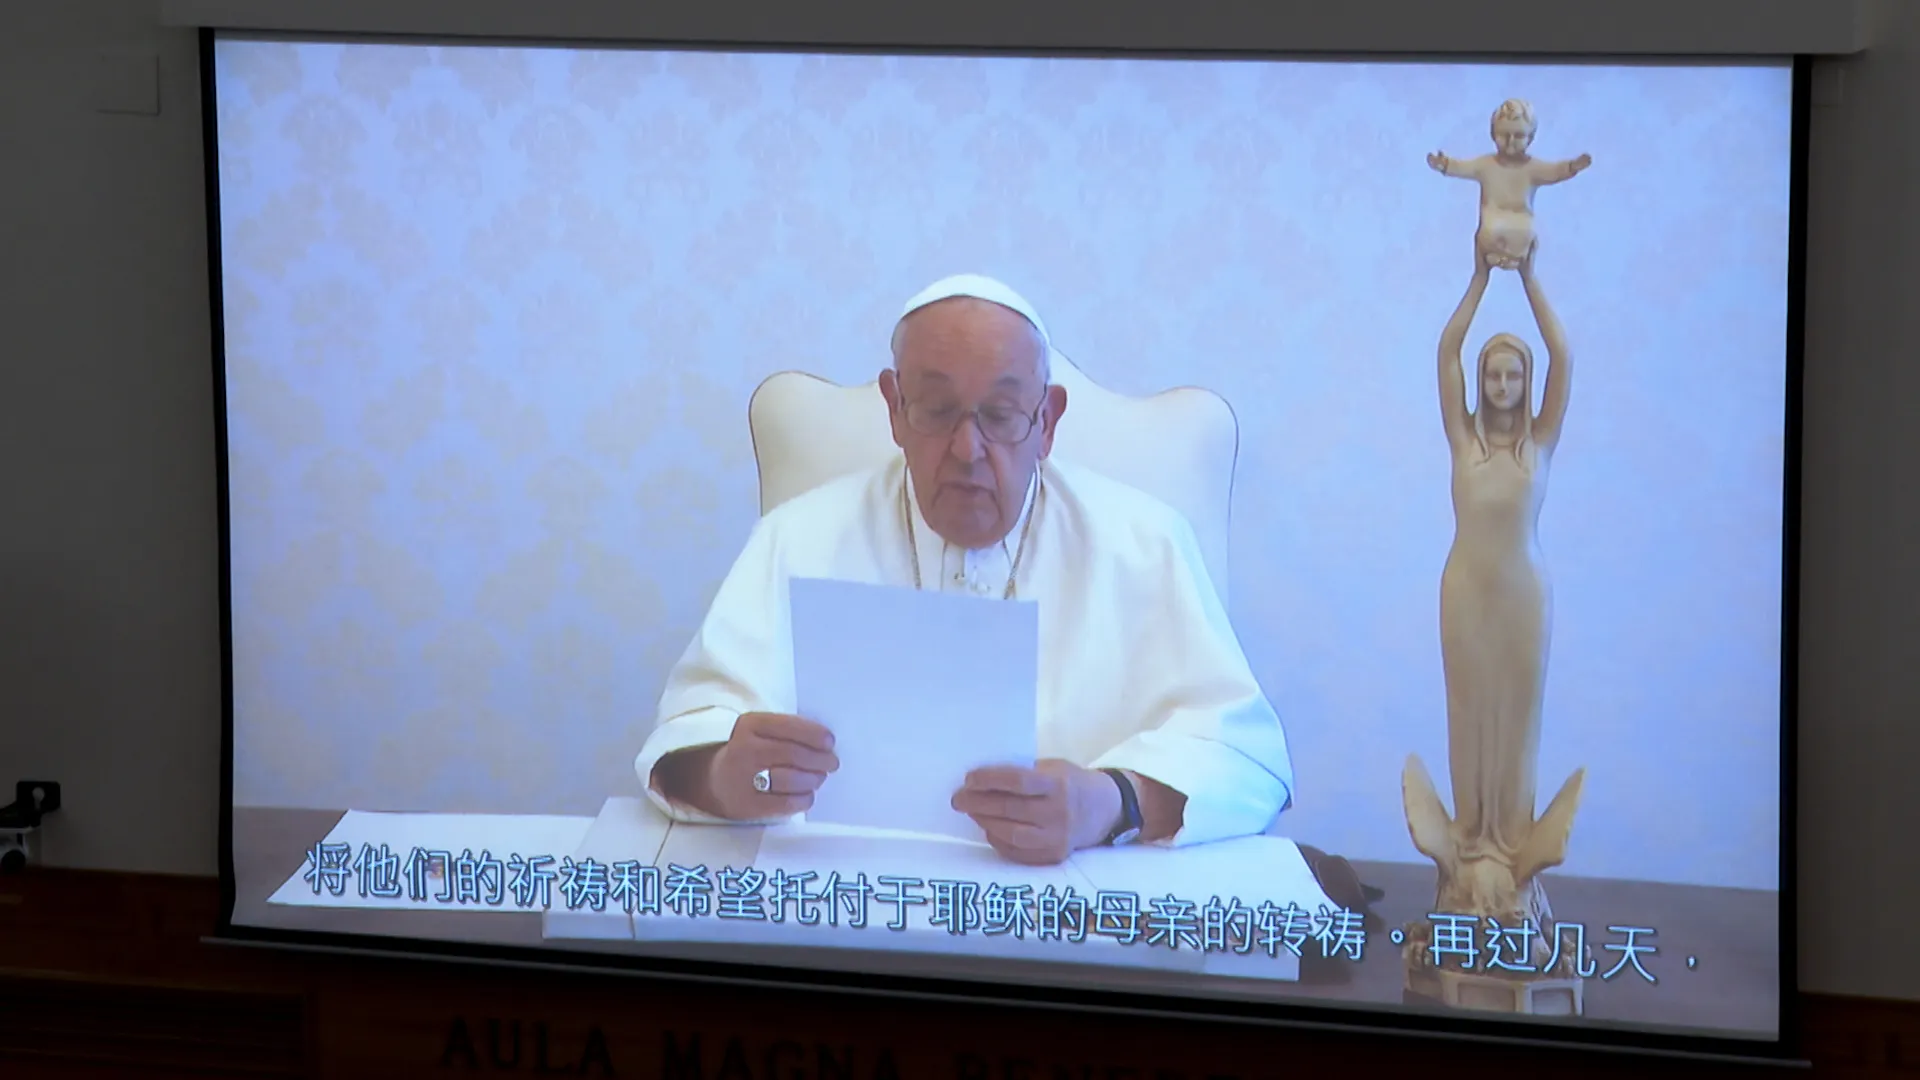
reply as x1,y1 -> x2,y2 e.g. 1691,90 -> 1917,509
231,805 -> 1778,1037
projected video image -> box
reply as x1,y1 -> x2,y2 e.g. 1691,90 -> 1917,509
215,38 -> 1791,1040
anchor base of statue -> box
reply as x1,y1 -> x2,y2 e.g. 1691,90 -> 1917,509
1402,966 -> 1585,1016
1399,754 -> 1589,1017
1399,914 -> 1586,1016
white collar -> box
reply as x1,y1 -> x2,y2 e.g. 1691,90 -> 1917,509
901,460 -> 1040,564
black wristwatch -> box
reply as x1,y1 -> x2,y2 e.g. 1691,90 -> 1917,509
1101,768 -> 1143,846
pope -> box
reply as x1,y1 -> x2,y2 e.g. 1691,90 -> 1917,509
636,274 -> 1297,866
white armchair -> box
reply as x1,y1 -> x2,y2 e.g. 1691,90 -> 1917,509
747,352 -> 1241,603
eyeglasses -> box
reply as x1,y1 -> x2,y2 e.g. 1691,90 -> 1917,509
900,398 -> 1046,445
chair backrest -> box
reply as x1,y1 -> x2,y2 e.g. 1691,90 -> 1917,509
747,353 -> 1240,602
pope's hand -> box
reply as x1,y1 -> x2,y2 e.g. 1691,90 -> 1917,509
950,759 -> 1122,866
703,712 -> 840,820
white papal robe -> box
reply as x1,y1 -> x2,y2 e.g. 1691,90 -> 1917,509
635,455 -> 1296,846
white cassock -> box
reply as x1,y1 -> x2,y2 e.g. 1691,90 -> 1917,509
634,452 -> 1298,846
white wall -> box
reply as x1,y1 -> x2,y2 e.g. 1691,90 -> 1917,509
0,2 -> 220,875
0,0 -> 1915,999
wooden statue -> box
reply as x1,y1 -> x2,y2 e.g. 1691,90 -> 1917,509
1429,99 -> 1591,271
1401,233 -> 1589,1014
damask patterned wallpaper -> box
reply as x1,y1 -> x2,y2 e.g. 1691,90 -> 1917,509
215,40 -> 1790,889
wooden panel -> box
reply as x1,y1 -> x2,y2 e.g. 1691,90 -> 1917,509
4,867 -> 1917,1078
0,972 -> 309,1078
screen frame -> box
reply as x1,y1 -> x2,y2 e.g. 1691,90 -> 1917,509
203,26 -> 1809,1064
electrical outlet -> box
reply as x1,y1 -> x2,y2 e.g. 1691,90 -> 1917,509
18,781 -> 60,816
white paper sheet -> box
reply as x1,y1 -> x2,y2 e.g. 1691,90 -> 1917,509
543,797 -> 674,941
268,811 -> 593,911
1069,835 -> 1337,968
790,577 -> 1038,841
634,819 -> 1107,954
616,818 -> 1300,978
1069,836 -> 1336,914
754,820 -> 1092,912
